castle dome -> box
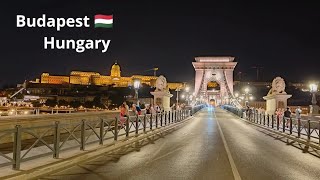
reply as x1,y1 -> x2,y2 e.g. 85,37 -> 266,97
110,61 -> 121,78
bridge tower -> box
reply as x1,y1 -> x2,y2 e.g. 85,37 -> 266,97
192,56 -> 237,105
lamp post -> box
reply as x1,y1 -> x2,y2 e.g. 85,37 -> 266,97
133,79 -> 141,104
310,83 -> 318,105
244,87 -> 250,107
176,88 -> 181,105
309,83 -> 319,115
185,86 -> 190,105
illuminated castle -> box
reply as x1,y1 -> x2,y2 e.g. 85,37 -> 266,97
34,62 -> 184,90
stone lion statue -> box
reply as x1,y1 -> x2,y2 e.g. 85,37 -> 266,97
155,75 -> 167,92
268,77 -> 286,95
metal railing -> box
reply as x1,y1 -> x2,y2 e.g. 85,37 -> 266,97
0,105 -> 206,170
222,105 -> 320,145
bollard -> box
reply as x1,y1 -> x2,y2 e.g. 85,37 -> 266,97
290,118 -> 293,135
298,118 -> 301,138
150,114 -> 153,130
114,117 -> 119,140
53,121 -> 61,158
126,117 -> 129,137
283,117 -> 286,132
99,119 -> 104,145
13,125 -> 22,170
143,115 -> 147,133
80,120 -> 86,150
135,115 -> 139,135
307,120 -> 311,140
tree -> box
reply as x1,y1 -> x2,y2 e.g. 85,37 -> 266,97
32,101 -> 42,107
70,101 -> 82,108
58,100 -> 69,106
45,99 -> 57,107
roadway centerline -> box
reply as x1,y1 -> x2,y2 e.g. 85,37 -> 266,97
213,108 -> 242,180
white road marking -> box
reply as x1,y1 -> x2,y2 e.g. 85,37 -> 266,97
213,109 -> 242,180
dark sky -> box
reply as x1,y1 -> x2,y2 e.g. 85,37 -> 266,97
1,0 -> 320,87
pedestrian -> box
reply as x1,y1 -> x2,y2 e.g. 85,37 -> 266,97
284,107 -> 291,127
136,104 -> 142,115
146,105 -> 151,114
295,106 -> 302,121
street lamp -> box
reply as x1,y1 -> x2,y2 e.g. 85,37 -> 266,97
185,86 -> 190,93
244,87 -> 250,107
175,88 -> 181,105
133,79 -> 141,103
310,83 -> 318,105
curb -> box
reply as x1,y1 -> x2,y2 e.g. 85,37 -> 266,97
2,111 -> 203,180
222,109 -> 320,150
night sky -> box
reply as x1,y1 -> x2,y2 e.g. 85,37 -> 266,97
1,0 -> 320,87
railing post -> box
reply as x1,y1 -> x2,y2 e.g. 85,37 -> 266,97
165,112 -> 167,126
143,114 -> 147,133
80,120 -> 85,150
114,117 -> 119,140
267,115 -> 270,127
13,125 -> 22,170
160,112 -> 163,126
277,116 -> 280,130
156,113 -> 158,128
168,111 -> 171,124
290,118 -> 293,135
263,115 -> 266,125
150,114 -> 153,130
307,120 -> 311,140
175,111 -> 177,122
271,115 -> 274,128
99,119 -> 104,145
135,115 -> 139,135
171,111 -> 174,123
126,117 -> 129,137
53,121 -> 60,158
318,120 -> 320,144
298,118 -> 301,138
283,117 -> 286,132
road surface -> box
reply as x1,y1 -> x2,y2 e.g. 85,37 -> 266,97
39,108 -> 320,180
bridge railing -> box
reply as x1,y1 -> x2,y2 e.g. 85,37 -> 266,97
222,105 -> 320,145
0,105 -> 206,170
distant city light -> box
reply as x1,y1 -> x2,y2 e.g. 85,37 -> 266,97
309,83 -> 318,93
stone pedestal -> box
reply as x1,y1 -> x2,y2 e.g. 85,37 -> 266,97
151,91 -> 173,111
310,105 -> 320,115
263,94 -> 292,115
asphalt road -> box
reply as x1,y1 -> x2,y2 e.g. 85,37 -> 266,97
39,108 -> 320,180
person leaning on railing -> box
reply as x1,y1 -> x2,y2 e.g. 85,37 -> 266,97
295,106 -> 302,122
284,107 -> 292,127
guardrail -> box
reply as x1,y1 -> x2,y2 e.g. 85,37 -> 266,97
0,104 -> 206,170
222,105 -> 320,145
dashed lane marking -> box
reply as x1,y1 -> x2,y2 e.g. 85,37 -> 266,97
213,109 -> 242,180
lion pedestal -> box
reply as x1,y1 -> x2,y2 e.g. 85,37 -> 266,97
263,77 -> 292,115
151,75 -> 173,112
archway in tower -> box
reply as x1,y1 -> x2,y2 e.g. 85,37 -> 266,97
207,81 -> 221,105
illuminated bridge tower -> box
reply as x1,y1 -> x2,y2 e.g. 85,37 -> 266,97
192,56 -> 237,105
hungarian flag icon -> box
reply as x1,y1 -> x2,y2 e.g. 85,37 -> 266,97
94,14 -> 113,28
